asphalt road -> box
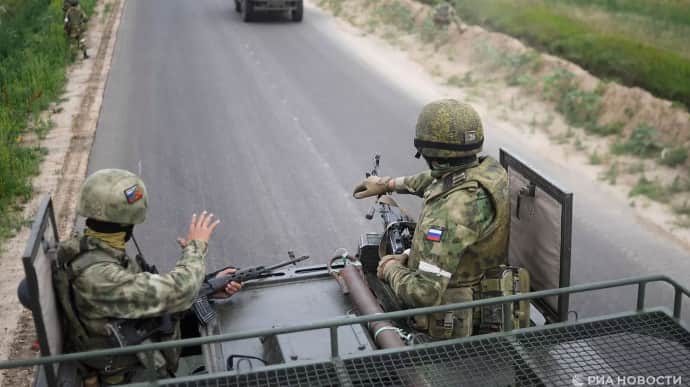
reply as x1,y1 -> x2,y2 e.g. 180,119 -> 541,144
90,0 -> 689,319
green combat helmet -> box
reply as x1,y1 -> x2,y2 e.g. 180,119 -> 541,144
414,99 -> 484,159
77,169 -> 148,225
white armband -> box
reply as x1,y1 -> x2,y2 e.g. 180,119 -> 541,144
418,261 -> 452,278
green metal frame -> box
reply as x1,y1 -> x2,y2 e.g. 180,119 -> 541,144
1,275 -> 688,386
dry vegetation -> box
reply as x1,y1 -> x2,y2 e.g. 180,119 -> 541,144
320,0 -> 690,226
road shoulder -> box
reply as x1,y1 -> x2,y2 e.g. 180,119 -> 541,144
0,0 -> 125,385
310,0 -> 690,252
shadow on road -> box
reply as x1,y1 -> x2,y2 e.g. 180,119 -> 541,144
230,9 -> 300,24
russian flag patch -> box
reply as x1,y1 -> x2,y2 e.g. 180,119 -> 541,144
425,227 -> 443,242
124,185 -> 143,204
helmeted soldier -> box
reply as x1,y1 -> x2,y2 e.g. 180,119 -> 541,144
52,169 -> 241,384
64,0 -> 89,59
433,1 -> 455,26
353,99 -> 509,339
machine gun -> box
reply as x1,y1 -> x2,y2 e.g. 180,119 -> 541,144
192,252 -> 309,325
356,155 -> 416,315
358,155 -> 416,274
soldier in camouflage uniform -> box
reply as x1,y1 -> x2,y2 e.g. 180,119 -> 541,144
353,100 -> 509,339
54,169 -> 241,384
64,0 -> 89,59
433,1 -> 455,26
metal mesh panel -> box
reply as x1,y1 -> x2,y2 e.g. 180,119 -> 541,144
162,312 -> 690,387
166,362 -> 340,387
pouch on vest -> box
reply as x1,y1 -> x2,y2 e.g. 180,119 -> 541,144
416,287 -> 473,339
476,265 -> 530,333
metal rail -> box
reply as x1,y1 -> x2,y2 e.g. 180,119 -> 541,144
0,274 -> 687,372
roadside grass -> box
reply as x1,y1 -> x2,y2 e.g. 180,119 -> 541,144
629,176 -> 669,203
542,0 -> 690,59
660,147 -> 689,168
452,0 -> 690,109
588,150 -> 602,165
319,0 -> 690,225
0,0 -> 95,238
374,1 -> 415,33
611,124 -> 663,159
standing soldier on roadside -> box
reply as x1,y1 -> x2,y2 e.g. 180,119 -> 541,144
433,1 -> 465,32
64,0 -> 89,59
352,100 -> 509,340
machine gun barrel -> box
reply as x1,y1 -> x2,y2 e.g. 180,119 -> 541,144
340,265 -> 405,349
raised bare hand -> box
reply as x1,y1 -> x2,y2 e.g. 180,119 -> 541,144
185,211 -> 220,244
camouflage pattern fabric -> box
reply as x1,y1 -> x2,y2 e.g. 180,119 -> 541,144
63,0 -> 79,13
78,169 -> 148,225
381,156 -> 509,338
433,2 -> 455,26
415,99 -> 484,159
59,236 -> 208,336
65,5 -> 87,38
55,234 -> 208,379
64,5 -> 88,56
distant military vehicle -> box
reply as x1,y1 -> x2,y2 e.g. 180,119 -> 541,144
6,149 -> 690,386
235,0 -> 303,22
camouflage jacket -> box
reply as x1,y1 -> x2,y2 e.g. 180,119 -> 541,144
64,5 -> 87,37
58,235 -> 207,336
382,156 -> 509,309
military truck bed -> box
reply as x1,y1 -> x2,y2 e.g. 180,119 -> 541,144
146,310 -> 690,386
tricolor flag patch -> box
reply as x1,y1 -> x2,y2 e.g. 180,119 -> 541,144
124,185 -> 143,204
425,227 -> 443,242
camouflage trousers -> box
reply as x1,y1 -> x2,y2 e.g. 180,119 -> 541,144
68,33 -> 88,58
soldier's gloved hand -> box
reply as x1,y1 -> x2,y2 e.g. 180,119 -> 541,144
210,268 -> 243,299
377,253 -> 408,280
352,176 -> 393,199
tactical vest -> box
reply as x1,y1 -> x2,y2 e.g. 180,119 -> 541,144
411,156 -> 510,288
53,237 -> 140,373
53,236 -> 177,377
65,7 -> 83,37
408,157 -> 510,339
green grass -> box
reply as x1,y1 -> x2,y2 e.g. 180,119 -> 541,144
660,147 -> 689,167
629,176 -> 669,203
0,0 -> 95,237
375,1 -> 416,32
452,0 -> 690,108
611,124 -> 663,158
588,150 -> 602,165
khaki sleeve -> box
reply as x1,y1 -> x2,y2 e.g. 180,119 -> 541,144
74,240 -> 208,319
383,194 -> 480,307
393,170 -> 434,197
